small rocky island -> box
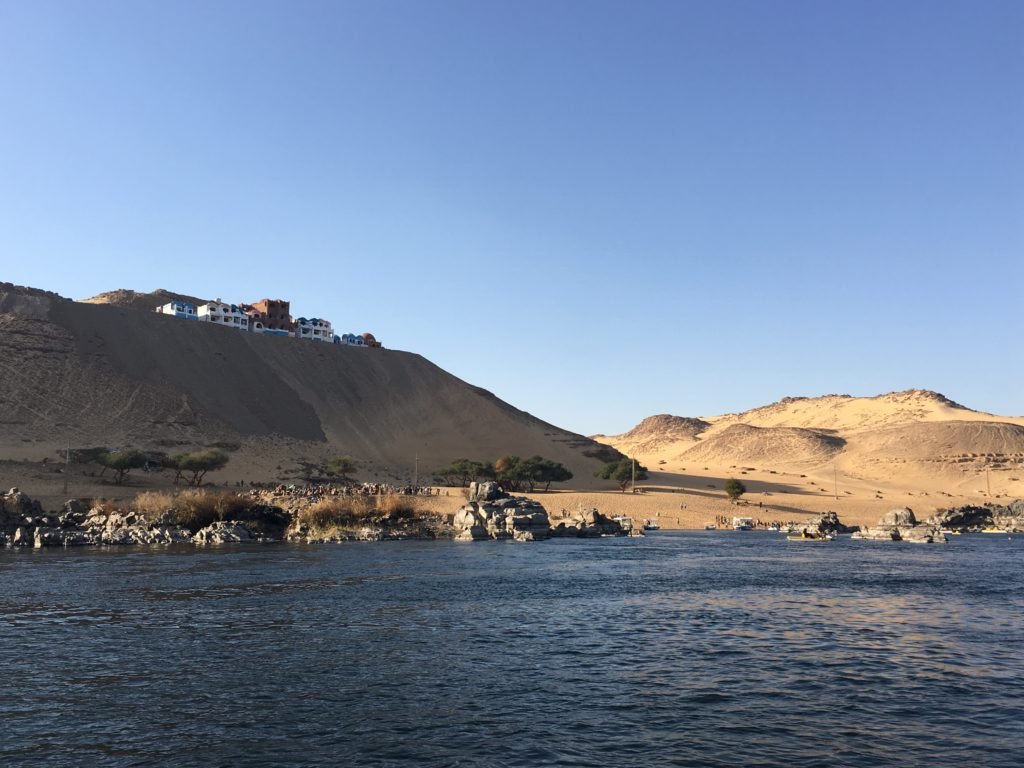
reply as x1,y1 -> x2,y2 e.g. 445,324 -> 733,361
452,481 -> 633,541
852,501 -> 1024,543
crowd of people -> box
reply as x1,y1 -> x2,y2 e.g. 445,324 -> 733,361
240,482 -> 448,502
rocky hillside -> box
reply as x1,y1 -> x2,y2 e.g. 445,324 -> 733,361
593,414 -> 710,454
0,283 -> 621,487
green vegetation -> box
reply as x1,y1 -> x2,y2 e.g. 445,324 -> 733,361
595,458 -> 649,492
433,459 -> 496,487
165,449 -> 230,486
325,456 -> 358,483
724,477 -> 747,500
434,455 -> 573,491
96,449 -> 147,484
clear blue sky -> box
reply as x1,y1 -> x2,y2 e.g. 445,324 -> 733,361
1,0 -> 1021,434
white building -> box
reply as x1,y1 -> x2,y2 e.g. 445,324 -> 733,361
155,300 -> 198,319
295,317 -> 333,342
337,333 -> 367,347
198,300 -> 249,330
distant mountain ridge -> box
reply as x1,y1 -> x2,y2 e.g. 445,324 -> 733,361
598,390 -> 1024,478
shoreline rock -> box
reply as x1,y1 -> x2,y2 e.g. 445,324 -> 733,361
851,507 -> 947,544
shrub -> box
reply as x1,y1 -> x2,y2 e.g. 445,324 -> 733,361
297,497 -> 370,531
376,494 -> 423,521
159,490 -> 250,533
132,491 -> 176,521
724,478 -> 747,500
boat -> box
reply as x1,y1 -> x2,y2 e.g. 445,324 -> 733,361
981,528 -> 1007,534
704,524 -> 717,530
767,524 -> 781,532
787,531 -> 832,541
732,516 -> 754,531
643,520 -> 661,531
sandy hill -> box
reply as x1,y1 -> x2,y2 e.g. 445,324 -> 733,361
678,424 -> 845,466
593,414 -> 710,454
597,391 -> 1024,518
0,283 -> 620,498
82,288 -> 210,314
847,421 -> 1024,464
713,390 -> 989,433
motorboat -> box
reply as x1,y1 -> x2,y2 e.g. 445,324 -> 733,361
643,520 -> 661,531
786,531 -> 833,541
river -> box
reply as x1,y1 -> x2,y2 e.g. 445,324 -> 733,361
2,532 -> 1022,767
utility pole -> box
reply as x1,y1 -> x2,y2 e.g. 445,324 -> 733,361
414,455 -> 419,490
63,440 -> 70,496
631,455 -> 636,494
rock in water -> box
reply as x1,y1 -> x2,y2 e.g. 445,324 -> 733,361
852,507 -> 946,543
192,522 -> 255,545
452,490 -> 551,542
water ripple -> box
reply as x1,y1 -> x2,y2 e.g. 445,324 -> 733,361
1,535 -> 1022,766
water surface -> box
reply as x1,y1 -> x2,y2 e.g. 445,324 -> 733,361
2,533 -> 1022,767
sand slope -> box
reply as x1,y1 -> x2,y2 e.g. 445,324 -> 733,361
678,424 -> 846,466
0,284 -> 620,495
595,391 -> 1024,524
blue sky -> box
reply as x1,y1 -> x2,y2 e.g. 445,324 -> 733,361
1,0 -> 1021,434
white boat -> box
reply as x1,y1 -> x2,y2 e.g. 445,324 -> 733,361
732,516 -> 754,531
643,519 -> 661,531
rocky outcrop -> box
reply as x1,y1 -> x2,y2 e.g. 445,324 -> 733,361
192,522 -> 255,545
794,510 -> 856,535
452,481 -> 550,541
1,488 -> 44,528
549,508 -> 633,538
852,507 -> 946,543
927,500 -> 1024,533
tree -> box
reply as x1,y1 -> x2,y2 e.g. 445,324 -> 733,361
96,449 -> 147,485
533,459 -> 573,492
164,453 -> 188,484
495,455 -> 531,492
326,456 -> 358,484
517,455 -> 573,492
432,459 -> 493,486
724,478 -> 747,501
179,449 -> 230,487
594,458 -> 648,492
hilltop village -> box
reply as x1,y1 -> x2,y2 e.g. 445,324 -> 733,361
155,297 -> 382,348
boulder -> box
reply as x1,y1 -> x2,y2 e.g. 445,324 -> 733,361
881,507 -> 917,527
468,481 -> 504,502
452,496 -> 550,541
799,510 -> 856,535
192,521 -> 255,545
927,505 -> 991,532
549,507 -> 631,537
852,507 -> 946,543
33,527 -> 92,548
1,488 -> 43,530
993,499 -> 1024,533
851,526 -> 899,541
